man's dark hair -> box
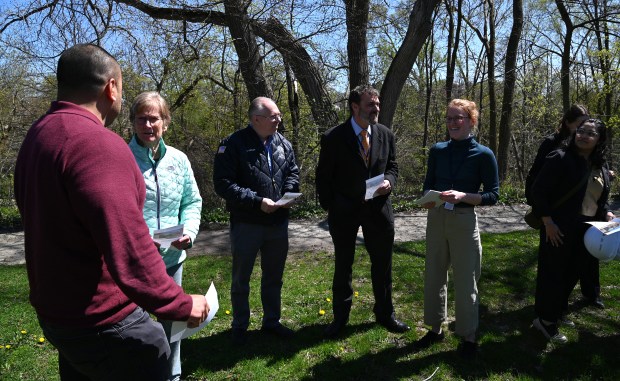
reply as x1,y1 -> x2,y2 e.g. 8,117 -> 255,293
57,44 -> 119,101
348,84 -> 379,114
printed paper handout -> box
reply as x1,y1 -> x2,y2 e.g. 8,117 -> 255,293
169,282 -> 219,343
275,192 -> 302,206
414,190 -> 445,207
585,218 -> 620,235
365,174 -> 385,200
153,224 -> 184,249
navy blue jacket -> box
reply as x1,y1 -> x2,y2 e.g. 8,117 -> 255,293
213,125 -> 300,225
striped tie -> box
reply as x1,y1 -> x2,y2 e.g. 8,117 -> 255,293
360,129 -> 370,165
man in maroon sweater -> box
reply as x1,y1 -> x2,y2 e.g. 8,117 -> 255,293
14,44 -> 209,381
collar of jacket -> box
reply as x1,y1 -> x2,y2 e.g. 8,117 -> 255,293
129,135 -> 168,164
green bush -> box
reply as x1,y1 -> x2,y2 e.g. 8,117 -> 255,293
0,205 -> 21,230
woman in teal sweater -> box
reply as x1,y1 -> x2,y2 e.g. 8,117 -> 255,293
417,99 -> 499,358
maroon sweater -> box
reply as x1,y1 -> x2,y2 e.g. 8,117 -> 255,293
14,101 -> 193,327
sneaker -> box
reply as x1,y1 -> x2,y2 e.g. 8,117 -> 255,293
533,318 -> 567,344
414,330 -> 445,350
559,314 -> 575,327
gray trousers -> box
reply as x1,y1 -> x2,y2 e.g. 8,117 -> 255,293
230,220 -> 289,330
423,206 -> 481,339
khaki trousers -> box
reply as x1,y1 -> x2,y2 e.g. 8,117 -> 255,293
423,206 -> 481,338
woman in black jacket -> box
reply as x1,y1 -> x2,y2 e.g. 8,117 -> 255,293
531,119 -> 614,343
525,104 -> 589,205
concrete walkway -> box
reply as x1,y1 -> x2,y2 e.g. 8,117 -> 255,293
0,204 -> 532,266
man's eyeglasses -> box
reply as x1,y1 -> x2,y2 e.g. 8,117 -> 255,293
257,114 -> 282,122
136,116 -> 163,125
446,116 -> 469,123
576,128 -> 599,138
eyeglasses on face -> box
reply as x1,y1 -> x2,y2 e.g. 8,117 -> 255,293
136,116 -> 163,125
446,116 -> 469,123
576,128 -> 599,138
257,114 -> 282,122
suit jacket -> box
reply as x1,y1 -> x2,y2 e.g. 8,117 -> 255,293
316,118 -> 398,219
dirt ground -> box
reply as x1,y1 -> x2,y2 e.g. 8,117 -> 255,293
0,204 -> 532,266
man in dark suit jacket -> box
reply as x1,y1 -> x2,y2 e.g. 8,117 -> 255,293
316,85 -> 410,338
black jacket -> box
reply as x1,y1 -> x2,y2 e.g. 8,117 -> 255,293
315,118 -> 398,219
531,148 -> 611,225
213,125 -> 300,225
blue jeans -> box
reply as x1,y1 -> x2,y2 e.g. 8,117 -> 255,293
230,221 -> 289,330
39,307 -> 170,381
160,262 -> 183,381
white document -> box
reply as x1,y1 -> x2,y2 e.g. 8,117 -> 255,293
585,218 -> 620,235
169,282 -> 219,343
365,174 -> 385,200
275,192 -> 302,206
153,224 -> 184,249
414,190 -> 445,207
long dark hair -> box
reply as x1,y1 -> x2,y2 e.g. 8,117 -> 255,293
557,104 -> 589,138
566,118 -> 608,167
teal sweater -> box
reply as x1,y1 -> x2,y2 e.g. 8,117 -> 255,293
129,136 -> 202,268
423,136 -> 499,206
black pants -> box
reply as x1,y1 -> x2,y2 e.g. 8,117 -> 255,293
535,217 -> 600,322
328,202 -> 395,322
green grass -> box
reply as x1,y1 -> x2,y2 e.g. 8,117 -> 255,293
1,230 -> 619,380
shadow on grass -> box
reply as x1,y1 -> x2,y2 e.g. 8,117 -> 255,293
182,322 -> 376,375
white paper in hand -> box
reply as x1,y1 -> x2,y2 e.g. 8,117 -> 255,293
365,174 -> 385,200
414,190 -> 445,207
153,224 -> 184,249
169,282 -> 219,343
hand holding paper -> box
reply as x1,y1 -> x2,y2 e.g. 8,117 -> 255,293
414,190 -> 445,208
153,224 -> 184,249
365,174 -> 385,200
275,192 -> 302,206
169,282 -> 219,343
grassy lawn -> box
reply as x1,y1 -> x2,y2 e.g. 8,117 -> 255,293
1,230 -> 618,380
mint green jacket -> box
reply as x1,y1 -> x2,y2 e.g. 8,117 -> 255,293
129,136 -> 202,268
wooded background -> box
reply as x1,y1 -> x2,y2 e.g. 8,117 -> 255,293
1,0 -> 619,222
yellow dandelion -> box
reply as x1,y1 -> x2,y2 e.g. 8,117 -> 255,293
38,337 -> 45,343
20,330 -> 27,334
354,291 -> 359,297
225,310 -> 230,315
326,298 -> 331,302
319,309 -> 325,315
5,345 -> 11,349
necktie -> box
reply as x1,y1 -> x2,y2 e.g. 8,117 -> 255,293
360,129 -> 370,165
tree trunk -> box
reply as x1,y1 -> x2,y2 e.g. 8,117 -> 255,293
224,0 -> 272,100
497,0 -> 523,180
379,0 -> 442,128
555,0 -> 573,111
345,0 -> 370,89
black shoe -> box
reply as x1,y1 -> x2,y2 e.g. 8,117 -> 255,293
324,320 -> 346,339
231,328 -> 248,346
414,330 -> 445,349
592,297 -> 605,309
261,324 -> 294,339
459,340 -> 478,358
377,317 -> 410,333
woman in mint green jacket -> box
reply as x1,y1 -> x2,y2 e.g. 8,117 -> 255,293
129,91 -> 202,381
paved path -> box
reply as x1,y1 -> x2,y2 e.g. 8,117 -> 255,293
0,204 -> 531,266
